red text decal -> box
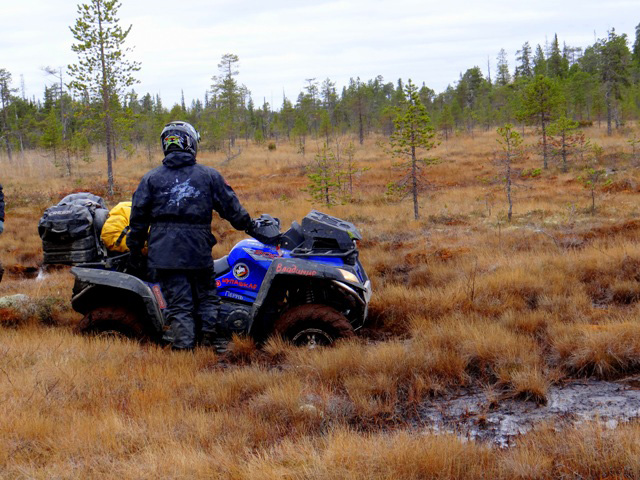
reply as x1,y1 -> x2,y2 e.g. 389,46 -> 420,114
275,263 -> 318,276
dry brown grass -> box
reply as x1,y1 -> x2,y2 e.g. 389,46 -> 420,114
2,125 -> 640,476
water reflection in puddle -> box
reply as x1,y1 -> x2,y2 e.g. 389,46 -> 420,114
418,379 -> 640,447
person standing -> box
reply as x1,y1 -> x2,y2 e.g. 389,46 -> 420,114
128,121 -> 253,350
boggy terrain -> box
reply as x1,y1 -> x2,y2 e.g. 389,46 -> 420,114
2,126 -> 640,478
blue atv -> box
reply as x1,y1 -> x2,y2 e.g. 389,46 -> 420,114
71,211 -> 372,347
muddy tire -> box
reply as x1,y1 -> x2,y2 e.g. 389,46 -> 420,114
75,306 -> 149,341
274,304 -> 354,348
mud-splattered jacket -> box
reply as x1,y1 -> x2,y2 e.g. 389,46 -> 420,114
128,151 -> 251,269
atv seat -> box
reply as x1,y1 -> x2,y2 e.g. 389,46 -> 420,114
214,255 -> 231,276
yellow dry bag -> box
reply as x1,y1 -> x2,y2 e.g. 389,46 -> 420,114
101,201 -> 133,253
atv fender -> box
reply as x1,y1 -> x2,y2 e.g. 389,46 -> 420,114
71,267 -> 165,334
249,258 -> 366,335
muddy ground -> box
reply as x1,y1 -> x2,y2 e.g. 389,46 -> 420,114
418,378 -> 640,447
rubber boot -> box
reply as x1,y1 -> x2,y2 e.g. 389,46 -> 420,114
201,327 -> 230,354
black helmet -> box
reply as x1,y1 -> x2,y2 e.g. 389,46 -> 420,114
160,121 -> 201,156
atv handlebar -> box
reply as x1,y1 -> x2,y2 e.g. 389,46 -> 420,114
247,214 -> 281,245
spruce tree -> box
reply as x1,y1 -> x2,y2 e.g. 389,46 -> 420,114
40,108 -> 64,168
0,69 -> 14,162
632,23 -> 640,68
600,29 -> 631,135
496,49 -> 511,86
547,116 -> 580,172
515,42 -> 533,78
547,34 -> 568,78
533,44 -> 547,76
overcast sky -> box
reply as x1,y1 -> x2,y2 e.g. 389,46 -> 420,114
3,0 -> 639,109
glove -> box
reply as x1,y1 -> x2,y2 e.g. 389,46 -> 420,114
126,252 -> 147,278
247,215 -> 281,245
247,218 -> 259,232
0,220 -> 4,234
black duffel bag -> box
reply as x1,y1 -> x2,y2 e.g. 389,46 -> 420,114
39,193 -> 109,265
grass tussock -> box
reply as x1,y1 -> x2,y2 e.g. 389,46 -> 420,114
551,321 -> 640,378
238,422 -> 640,480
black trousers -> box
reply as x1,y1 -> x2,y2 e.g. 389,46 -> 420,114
156,267 -> 219,349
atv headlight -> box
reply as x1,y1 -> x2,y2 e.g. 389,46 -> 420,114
338,268 -> 359,284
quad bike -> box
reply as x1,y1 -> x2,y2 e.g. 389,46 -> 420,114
71,211 -> 372,347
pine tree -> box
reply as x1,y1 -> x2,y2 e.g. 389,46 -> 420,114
43,66 -> 69,139
211,53 -> 246,154
278,97 -> 295,140
305,143 -> 341,207
521,75 -> 563,169
320,77 -> 338,125
567,70 -> 597,121
68,0 -> 140,195
339,141 -> 369,202
578,149 -> 611,214
438,104 -> 455,140
388,79 -> 437,220
563,43 -> 583,68
300,78 -> 320,136
318,109 -> 333,146
345,78 -> 371,145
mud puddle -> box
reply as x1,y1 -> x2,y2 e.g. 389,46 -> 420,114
418,378 -> 640,447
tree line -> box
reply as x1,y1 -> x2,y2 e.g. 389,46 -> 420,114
0,0 -> 639,186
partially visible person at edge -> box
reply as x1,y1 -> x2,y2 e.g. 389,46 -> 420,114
0,183 -> 4,282
127,121 -> 253,351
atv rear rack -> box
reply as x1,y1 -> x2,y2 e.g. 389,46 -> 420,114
290,246 -> 359,264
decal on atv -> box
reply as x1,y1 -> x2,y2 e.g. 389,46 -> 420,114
147,283 -> 167,309
233,262 -> 250,280
223,291 -> 245,301
219,277 -> 258,290
275,262 -> 318,276
243,248 -> 281,261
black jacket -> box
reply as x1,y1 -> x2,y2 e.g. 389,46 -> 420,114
0,183 -> 4,221
128,151 -> 251,269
